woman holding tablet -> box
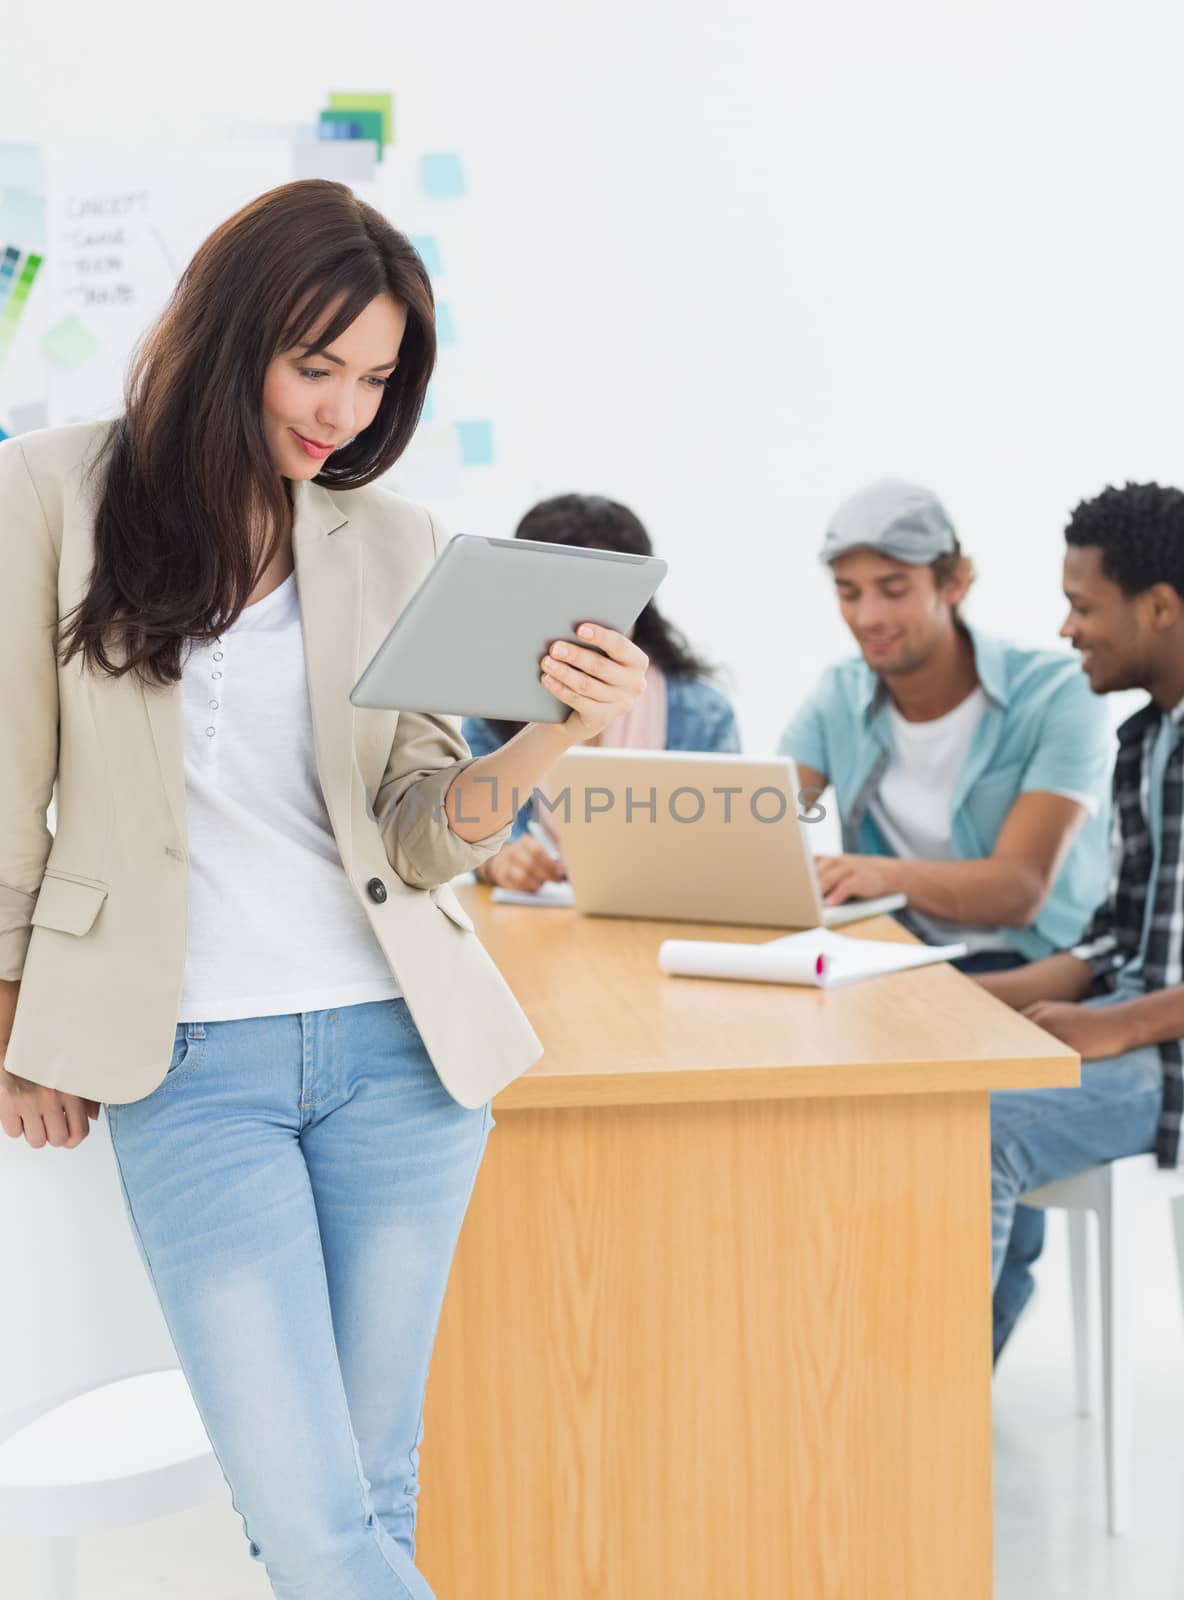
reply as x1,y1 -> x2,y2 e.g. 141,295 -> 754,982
464,494 -> 740,894
0,180 -> 646,1600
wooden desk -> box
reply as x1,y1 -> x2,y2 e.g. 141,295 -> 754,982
417,894 -> 1078,1599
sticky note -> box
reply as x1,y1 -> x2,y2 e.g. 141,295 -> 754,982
317,117 -> 362,141
0,426 -> 7,442
40,313 -> 100,368
319,109 -> 384,153
0,188 -> 47,252
10,400 -> 47,434
328,93 -> 394,148
435,303 -> 456,345
420,153 -> 466,199
455,420 -> 494,466
411,234 -> 443,277
421,386 -> 435,423
292,141 -> 379,183
0,142 -> 45,195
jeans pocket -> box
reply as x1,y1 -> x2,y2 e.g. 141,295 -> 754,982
156,1025 -> 204,1092
389,996 -> 423,1042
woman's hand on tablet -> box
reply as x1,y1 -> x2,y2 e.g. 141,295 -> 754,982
539,623 -> 649,743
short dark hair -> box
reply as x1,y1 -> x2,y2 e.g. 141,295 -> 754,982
514,494 -> 714,679
1064,483 -> 1184,598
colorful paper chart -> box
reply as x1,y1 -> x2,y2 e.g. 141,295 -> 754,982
0,248 -> 43,366
327,92 -> 393,150
319,108 -> 384,154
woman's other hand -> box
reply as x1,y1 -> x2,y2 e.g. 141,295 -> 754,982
539,623 -> 649,744
0,1061 -> 101,1149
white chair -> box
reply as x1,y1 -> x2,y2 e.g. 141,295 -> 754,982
1021,1154 -> 1184,1536
0,1107 -> 227,1597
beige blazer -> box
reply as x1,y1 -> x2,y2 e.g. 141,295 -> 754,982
0,420 -> 542,1108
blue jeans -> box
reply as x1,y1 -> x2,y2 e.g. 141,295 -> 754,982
105,999 -> 492,1600
990,991 -> 1162,1363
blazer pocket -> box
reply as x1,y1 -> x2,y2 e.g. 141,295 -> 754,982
430,884 -> 476,933
30,871 -> 110,936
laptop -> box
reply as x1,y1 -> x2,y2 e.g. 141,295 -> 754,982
541,749 -> 907,929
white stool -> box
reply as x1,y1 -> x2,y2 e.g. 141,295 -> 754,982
1022,1154 -> 1184,1535
0,1111 -> 227,1597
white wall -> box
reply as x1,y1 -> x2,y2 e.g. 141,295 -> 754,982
6,0 -> 1182,748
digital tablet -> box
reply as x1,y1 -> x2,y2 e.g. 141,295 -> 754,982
349,534 -> 668,722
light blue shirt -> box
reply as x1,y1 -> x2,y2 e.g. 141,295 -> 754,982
777,623 -> 1113,961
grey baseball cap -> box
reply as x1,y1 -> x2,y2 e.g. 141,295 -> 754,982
819,479 -> 957,566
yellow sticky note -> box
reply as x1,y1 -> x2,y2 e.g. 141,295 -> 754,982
328,93 -> 393,149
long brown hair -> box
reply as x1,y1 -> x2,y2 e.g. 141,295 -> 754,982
59,179 -> 436,685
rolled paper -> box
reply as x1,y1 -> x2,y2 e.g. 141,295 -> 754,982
658,939 -> 828,986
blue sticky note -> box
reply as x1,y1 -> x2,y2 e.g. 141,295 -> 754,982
318,118 -> 362,141
0,425 -> 8,442
421,386 -> 435,423
0,189 -> 47,252
411,234 -> 443,277
420,152 -> 466,199
435,303 -> 456,345
455,420 -> 493,467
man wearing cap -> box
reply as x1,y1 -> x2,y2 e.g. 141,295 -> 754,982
779,479 -> 1111,973
778,479 -> 1112,1359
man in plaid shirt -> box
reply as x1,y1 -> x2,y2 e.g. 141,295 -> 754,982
979,483 -> 1184,1362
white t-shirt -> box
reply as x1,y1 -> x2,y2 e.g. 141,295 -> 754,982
176,571 -> 402,1022
867,687 -> 1014,955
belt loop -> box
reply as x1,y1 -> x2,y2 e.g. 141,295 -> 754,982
186,1022 -> 206,1040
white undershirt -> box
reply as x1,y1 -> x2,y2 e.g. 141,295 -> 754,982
867,687 -> 1014,955
176,571 -> 402,1022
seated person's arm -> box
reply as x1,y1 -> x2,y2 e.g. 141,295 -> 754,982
975,951 -> 1095,1009
905,789 -> 1088,926
984,961 -> 1184,1062
818,790 -> 1089,927
795,762 -> 828,819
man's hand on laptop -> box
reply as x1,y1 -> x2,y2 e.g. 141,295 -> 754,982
479,837 -> 568,894
815,852 -> 901,907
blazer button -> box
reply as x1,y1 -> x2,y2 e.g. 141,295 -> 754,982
366,877 -> 388,904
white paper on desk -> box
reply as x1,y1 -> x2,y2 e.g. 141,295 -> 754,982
491,881 -> 575,908
658,926 -> 968,987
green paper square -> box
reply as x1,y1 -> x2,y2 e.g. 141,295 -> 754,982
40,313 -> 100,368
328,92 -> 393,148
319,108 -> 385,155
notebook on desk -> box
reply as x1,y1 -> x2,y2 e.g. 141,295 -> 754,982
497,749 -> 907,930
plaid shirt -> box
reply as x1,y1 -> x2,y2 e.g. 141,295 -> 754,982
1071,697 -> 1184,1169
